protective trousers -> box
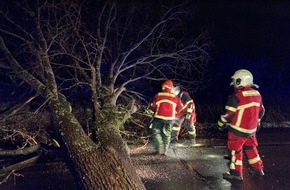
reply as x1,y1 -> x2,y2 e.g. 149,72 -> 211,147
171,117 -> 196,143
152,121 -> 172,154
227,132 -> 264,176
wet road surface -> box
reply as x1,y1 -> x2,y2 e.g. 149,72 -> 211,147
130,128 -> 290,190
1,128 -> 290,190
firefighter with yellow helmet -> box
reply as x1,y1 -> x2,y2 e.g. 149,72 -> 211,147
149,80 -> 183,155
218,69 -> 265,181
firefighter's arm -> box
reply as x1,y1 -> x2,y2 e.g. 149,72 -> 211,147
217,114 -> 228,131
145,97 -> 156,129
176,98 -> 184,114
217,109 -> 236,130
184,102 -> 194,120
256,121 -> 262,132
149,95 -> 158,112
259,104 -> 265,120
183,108 -> 191,125
182,104 -> 194,128
144,107 -> 154,129
217,94 -> 238,130
257,103 -> 265,132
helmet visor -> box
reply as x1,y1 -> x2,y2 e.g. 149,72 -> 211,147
172,86 -> 180,95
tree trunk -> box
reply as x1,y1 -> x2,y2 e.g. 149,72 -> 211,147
49,96 -> 145,190
97,106 -> 144,189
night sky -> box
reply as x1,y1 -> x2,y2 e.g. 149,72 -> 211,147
194,1 -> 290,106
1,1 -> 290,109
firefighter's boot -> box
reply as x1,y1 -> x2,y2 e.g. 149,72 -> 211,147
223,171 -> 243,181
190,138 -> 196,146
248,167 -> 265,177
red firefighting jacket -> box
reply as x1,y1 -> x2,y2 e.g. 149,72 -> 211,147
150,90 -> 183,122
220,87 -> 265,137
176,91 -> 196,123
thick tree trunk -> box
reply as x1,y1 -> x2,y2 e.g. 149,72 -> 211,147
49,96 -> 145,190
97,104 -> 145,188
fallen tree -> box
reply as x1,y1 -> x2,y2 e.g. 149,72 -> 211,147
0,0 -> 210,189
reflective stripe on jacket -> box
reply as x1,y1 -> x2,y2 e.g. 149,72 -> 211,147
151,92 -> 183,121
221,87 -> 265,137
176,91 -> 196,120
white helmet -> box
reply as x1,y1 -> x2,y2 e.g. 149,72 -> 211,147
172,86 -> 181,95
230,69 -> 259,88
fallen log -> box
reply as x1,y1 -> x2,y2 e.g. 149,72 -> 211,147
0,145 -> 40,156
0,155 -> 40,177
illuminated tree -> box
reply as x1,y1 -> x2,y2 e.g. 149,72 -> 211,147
0,0 -> 210,189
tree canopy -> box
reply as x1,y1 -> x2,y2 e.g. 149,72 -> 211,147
0,0 -> 211,189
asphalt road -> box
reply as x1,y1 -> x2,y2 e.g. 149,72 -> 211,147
130,128 -> 290,190
1,128 -> 289,190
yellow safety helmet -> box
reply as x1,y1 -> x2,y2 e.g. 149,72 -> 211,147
230,69 -> 258,88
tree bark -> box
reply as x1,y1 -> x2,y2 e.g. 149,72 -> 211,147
49,95 -> 145,190
97,104 -> 144,189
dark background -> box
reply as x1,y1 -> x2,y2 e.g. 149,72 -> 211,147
194,0 -> 290,107
1,0 -> 290,119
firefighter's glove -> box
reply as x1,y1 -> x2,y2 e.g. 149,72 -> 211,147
149,122 -> 153,129
256,122 -> 261,132
146,122 -> 153,137
185,113 -> 191,120
144,108 -> 154,116
217,120 -> 227,131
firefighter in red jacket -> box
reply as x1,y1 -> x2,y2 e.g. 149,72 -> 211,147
218,69 -> 265,181
150,80 -> 183,155
171,86 -> 197,147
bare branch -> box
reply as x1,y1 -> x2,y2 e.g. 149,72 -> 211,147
0,37 -> 47,95
0,94 -> 37,121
